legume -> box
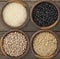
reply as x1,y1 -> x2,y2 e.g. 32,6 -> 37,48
3,31 -> 28,57
32,2 -> 58,27
33,31 -> 57,57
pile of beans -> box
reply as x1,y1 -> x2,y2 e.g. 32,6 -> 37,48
3,31 -> 28,57
32,2 -> 58,27
33,31 -> 57,57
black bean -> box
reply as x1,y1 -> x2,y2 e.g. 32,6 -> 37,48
32,2 -> 58,27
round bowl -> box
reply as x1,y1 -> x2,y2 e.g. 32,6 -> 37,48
31,30 -> 60,59
1,0 -> 29,29
30,0 -> 60,29
0,30 -> 29,59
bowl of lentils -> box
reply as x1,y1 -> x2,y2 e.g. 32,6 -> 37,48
31,30 -> 59,59
0,30 -> 29,58
31,1 -> 59,29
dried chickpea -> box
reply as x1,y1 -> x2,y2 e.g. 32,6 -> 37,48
3,31 -> 28,57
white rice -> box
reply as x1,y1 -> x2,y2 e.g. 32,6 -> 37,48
3,2 -> 27,27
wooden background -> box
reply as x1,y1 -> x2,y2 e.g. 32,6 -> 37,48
0,0 -> 60,59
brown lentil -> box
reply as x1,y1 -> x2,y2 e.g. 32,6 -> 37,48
3,31 -> 27,57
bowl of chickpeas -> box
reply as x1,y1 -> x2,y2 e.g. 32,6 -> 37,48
0,30 -> 29,58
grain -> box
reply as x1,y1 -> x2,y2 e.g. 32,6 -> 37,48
2,3 -> 27,27
33,31 -> 57,57
3,31 -> 28,57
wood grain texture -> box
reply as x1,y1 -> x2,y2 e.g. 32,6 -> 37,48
0,0 -> 60,59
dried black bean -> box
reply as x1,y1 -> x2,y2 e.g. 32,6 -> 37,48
32,2 -> 58,27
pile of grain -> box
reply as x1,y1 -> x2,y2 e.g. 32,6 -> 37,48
3,2 -> 27,27
33,31 -> 57,57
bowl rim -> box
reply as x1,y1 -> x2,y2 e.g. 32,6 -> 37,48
31,30 -> 60,59
1,1 -> 29,29
30,0 -> 60,30
0,29 -> 30,58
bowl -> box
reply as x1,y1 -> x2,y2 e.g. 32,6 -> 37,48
0,30 -> 29,59
30,0 -> 59,29
31,30 -> 60,59
1,0 -> 29,29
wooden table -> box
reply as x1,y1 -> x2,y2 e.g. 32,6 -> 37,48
0,0 -> 60,59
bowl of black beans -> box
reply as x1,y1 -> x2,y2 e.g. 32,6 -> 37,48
31,1 -> 59,29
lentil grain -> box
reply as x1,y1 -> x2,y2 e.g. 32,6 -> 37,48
32,31 -> 58,58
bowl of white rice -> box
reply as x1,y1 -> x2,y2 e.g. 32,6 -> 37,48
2,1 -> 29,28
